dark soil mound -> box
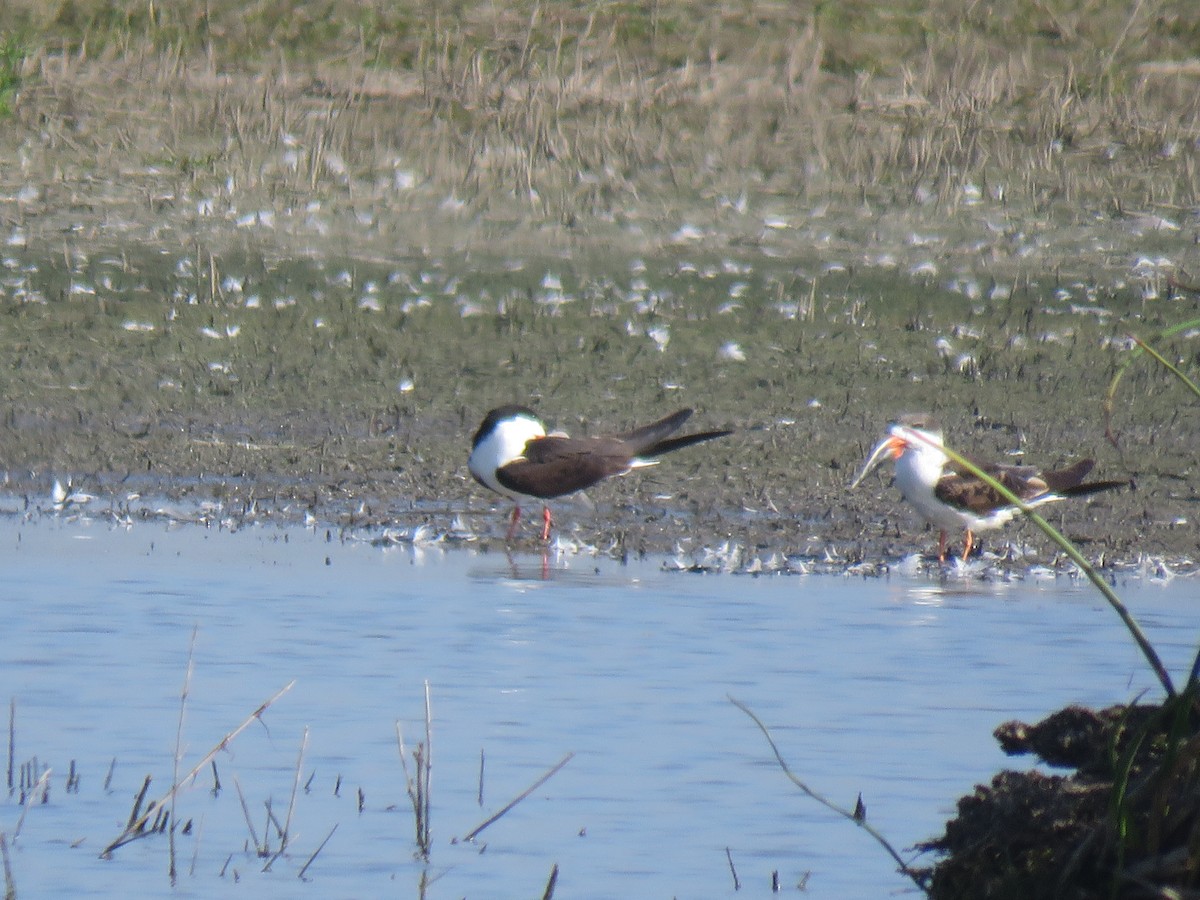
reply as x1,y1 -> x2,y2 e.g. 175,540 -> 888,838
919,696 -> 1200,898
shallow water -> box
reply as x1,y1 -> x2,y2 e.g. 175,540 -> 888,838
2,514 -> 1197,898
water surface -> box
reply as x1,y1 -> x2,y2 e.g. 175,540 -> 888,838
2,515 -> 1196,898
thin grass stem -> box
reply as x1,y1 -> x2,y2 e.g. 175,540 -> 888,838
263,726 -> 308,871
463,752 -> 574,842
931,438 -> 1175,699
101,680 -> 296,857
169,627 -> 198,884
297,823 -> 338,881
730,696 -> 929,894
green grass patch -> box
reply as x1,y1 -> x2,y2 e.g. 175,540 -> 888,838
0,32 -> 26,117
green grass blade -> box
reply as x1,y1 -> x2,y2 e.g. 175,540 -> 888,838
1131,335 -> 1200,401
1103,318 -> 1200,445
930,437 -> 1175,699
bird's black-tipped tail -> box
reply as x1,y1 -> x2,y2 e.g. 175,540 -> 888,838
1059,478 -> 1130,499
646,428 -> 734,457
1042,458 -> 1128,498
620,408 -> 732,458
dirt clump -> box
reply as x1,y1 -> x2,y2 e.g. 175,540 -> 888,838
919,697 -> 1200,898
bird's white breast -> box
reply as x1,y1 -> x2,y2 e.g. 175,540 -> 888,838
468,415 -> 547,497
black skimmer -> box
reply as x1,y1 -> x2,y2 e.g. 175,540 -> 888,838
468,405 -> 731,541
850,414 -> 1126,561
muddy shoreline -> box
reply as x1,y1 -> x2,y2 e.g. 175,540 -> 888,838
0,10 -> 1197,571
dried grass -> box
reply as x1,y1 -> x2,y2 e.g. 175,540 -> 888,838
0,1 -> 1197,259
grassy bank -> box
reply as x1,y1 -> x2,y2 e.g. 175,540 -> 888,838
0,1 -> 1198,267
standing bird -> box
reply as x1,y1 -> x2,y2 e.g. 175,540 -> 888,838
850,414 -> 1126,561
469,405 -> 731,541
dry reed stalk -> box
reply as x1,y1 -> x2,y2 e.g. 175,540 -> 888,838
5,700 -> 12,796
233,775 -> 264,855
0,831 -> 14,900
541,862 -> 559,900
169,627 -> 198,885
477,748 -> 484,807
725,847 -> 739,890
296,822 -> 337,882
395,680 -> 433,858
100,679 -> 296,858
262,725 -> 308,872
730,697 -> 929,894
11,768 -> 50,841
462,751 -> 574,843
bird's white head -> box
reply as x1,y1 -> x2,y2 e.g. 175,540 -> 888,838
886,415 -> 948,484
849,413 -> 947,488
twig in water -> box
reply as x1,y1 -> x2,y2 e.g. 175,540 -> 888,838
101,680 -> 296,858
264,800 -> 284,845
209,761 -> 221,796
263,726 -> 308,872
396,682 -> 434,858
103,758 -> 115,793
297,823 -> 338,881
233,776 -> 264,855
6,699 -> 13,795
726,846 -> 740,890
170,627 -> 198,885
462,752 -> 574,843
127,775 -> 152,830
541,862 -> 559,900
422,681 -> 432,850
12,768 -> 51,840
1,832 -> 15,900
189,815 -> 203,877
478,748 -> 485,807
729,697 -> 929,895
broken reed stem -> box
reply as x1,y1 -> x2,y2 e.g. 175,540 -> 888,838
101,680 -> 296,858
12,768 -> 51,841
725,846 -> 740,890
730,697 -> 930,895
6,699 -> 12,795
263,725 -> 309,872
297,823 -> 338,881
234,775 -> 264,855
463,752 -> 575,843
541,862 -> 559,900
189,815 -> 203,878
170,627 -> 199,885
0,832 -> 14,900
478,748 -> 485,807
395,721 -> 425,856
128,775 -> 152,829
396,682 -> 434,858
422,680 -> 432,854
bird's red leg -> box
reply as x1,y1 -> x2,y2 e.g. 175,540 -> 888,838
505,505 -> 522,541
937,530 -> 948,563
541,506 -> 552,542
963,530 -> 975,560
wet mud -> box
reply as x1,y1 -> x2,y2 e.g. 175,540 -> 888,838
919,695 -> 1200,898
0,239 -> 1196,573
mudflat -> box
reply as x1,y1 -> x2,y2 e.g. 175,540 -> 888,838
0,2 -> 1197,566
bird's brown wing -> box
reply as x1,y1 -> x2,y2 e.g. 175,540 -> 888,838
495,435 -> 632,499
934,464 -> 1051,514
